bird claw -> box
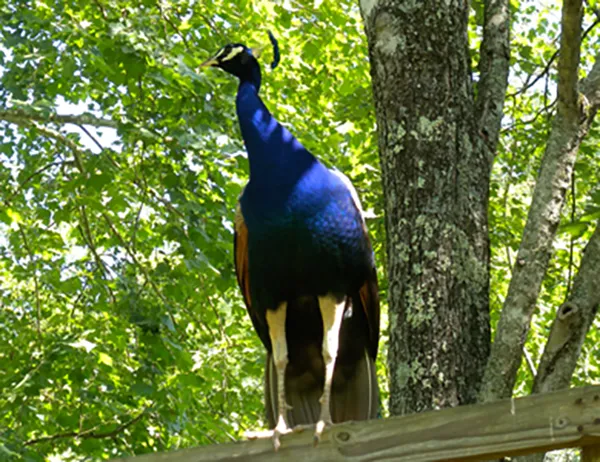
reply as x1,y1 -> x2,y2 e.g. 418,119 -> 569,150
244,423 -> 296,451
272,421 -> 293,451
313,419 -> 332,446
243,419 -> 332,448
244,429 -> 273,440
291,423 -> 312,433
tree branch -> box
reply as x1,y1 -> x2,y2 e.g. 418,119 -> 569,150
507,48 -> 559,99
557,2 -> 584,120
0,106 -> 171,146
17,224 -> 42,338
479,0 -> 599,403
0,107 -> 118,129
77,123 -> 105,151
198,12 -> 224,39
533,222 -> 600,394
582,53 -> 600,111
1,114 -> 88,173
475,0 -> 511,163
24,408 -> 147,446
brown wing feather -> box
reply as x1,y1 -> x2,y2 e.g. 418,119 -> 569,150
234,204 -> 270,349
234,204 -> 251,309
359,268 -> 380,359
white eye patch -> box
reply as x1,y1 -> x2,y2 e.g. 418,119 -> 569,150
220,46 -> 245,62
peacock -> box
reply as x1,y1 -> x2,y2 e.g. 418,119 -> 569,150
201,33 -> 380,449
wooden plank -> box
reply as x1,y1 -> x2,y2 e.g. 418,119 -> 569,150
583,444 -> 600,462
114,385 -> 600,461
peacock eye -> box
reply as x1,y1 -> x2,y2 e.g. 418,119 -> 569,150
213,45 -> 231,61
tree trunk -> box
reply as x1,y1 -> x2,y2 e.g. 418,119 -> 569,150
360,0 -> 493,415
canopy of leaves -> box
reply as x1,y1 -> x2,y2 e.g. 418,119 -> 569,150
0,0 -> 598,460
0,1 -> 383,459
487,0 -> 600,394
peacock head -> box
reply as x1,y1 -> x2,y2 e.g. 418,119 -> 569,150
200,43 -> 256,78
200,31 -> 280,82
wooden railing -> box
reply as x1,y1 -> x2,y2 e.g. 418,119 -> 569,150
115,385 -> 600,461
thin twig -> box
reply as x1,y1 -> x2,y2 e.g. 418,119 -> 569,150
130,153 -> 149,254
199,13 -> 224,39
207,296 -> 230,345
77,207 -> 117,305
69,279 -> 90,318
130,202 -> 144,255
77,124 -> 104,152
17,225 -> 41,338
156,1 -> 190,49
12,358 -> 45,391
147,186 -> 185,218
507,50 -> 560,99
102,212 -> 175,327
179,299 -> 216,338
501,98 -> 558,132
507,19 -> 600,98
586,0 -> 600,22
91,0 -> 107,20
24,408 -> 148,446
2,161 -> 64,206
0,106 -> 170,147
29,121 -> 87,173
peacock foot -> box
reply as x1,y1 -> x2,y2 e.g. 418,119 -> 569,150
313,418 -> 333,446
272,416 -> 293,451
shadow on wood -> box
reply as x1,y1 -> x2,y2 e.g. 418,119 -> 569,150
115,385 -> 600,461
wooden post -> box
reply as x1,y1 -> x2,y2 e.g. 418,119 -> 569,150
583,444 -> 600,462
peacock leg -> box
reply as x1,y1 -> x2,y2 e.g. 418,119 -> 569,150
314,295 -> 346,445
266,303 -> 292,450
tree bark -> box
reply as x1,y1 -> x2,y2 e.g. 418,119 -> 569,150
476,0 -> 511,164
360,0 -> 509,414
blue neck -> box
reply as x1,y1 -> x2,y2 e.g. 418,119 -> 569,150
235,80 -> 315,185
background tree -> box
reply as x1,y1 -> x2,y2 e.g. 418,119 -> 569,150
0,1 -> 599,461
362,0 -> 600,459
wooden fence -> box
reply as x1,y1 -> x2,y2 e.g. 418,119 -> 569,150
115,385 -> 600,461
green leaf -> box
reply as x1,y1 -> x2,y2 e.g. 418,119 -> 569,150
98,352 -> 114,367
559,221 -> 589,238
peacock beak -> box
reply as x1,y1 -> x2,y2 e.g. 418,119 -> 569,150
199,57 -> 219,68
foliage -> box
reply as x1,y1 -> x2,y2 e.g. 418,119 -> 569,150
0,1 -> 383,459
0,0 -> 598,460
488,0 -> 600,395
